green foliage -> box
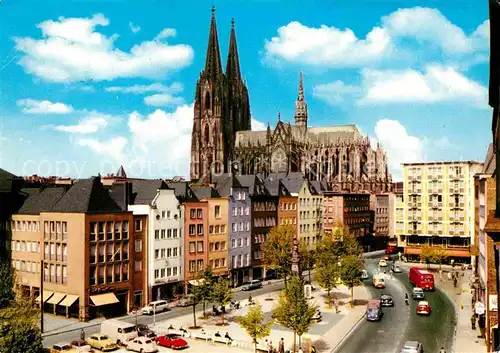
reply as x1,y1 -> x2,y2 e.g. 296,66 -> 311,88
314,236 -> 340,307
419,245 -> 434,264
430,247 -> 448,266
332,226 -> 363,257
272,276 -> 315,352
239,302 -> 272,352
340,255 -> 364,307
0,270 -> 43,353
298,242 -> 316,277
0,260 -> 14,309
261,225 -> 294,282
210,277 -> 233,325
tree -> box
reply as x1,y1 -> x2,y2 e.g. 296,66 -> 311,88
261,225 -> 294,288
188,275 -> 206,328
314,235 -> 340,307
272,275 -> 315,352
419,245 -> 434,269
210,277 -> 233,325
0,271 -> 43,353
333,226 -> 363,257
239,302 -> 272,353
430,247 -> 448,270
200,270 -> 215,317
340,255 -> 363,307
299,242 -> 316,283
0,260 -> 14,309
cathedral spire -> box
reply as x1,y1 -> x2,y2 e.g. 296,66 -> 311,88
226,18 -> 242,83
204,6 -> 223,77
294,71 -> 308,128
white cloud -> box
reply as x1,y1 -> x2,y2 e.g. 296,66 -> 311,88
105,82 -> 183,94
264,21 -> 391,67
155,28 -> 177,40
360,66 -> 487,106
53,115 -> 109,134
372,119 -> 424,181
264,7 -> 488,67
14,14 -> 194,83
16,99 -> 74,114
314,65 -> 487,108
77,136 -> 127,161
144,94 -> 185,107
313,81 -> 362,105
129,22 -> 141,33
251,118 -> 267,131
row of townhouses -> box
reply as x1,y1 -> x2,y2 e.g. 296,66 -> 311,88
1,167 -> 385,322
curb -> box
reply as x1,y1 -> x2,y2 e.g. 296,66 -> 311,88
329,311 -> 367,353
435,283 -> 459,353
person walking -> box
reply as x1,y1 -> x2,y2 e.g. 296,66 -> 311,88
471,313 -> 477,330
80,329 -> 85,341
278,337 -> 285,353
440,347 -> 446,353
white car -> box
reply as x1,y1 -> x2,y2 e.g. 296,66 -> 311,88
126,336 -> 158,353
379,259 -> 388,267
141,300 -> 169,315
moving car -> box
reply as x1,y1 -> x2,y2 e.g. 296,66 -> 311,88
136,324 -> 157,339
412,287 -> 425,300
380,294 -> 394,307
392,264 -> 402,273
126,336 -> 158,353
156,334 -> 189,349
416,301 -> 431,315
241,279 -> 263,291
50,343 -> 78,353
87,334 -> 119,352
178,295 -> 195,307
100,319 -> 137,345
409,267 -> 435,291
141,300 -> 170,315
360,270 -> 369,280
366,300 -> 383,321
384,254 -> 391,261
400,340 -> 424,353
372,274 -> 385,288
70,339 -> 94,352
379,259 -> 388,267
386,245 -> 398,254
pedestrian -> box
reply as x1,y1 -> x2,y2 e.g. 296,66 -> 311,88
268,340 -> 273,353
298,347 -> 303,353
471,314 -> 476,330
311,346 -> 317,353
80,328 -> 85,341
278,337 -> 285,353
440,347 -> 446,353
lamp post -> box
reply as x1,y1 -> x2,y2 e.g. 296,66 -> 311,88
40,259 -> 44,333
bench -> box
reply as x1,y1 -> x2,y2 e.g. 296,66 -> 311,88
212,335 -> 232,345
192,332 -> 211,341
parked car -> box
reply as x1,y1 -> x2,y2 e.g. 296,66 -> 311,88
87,334 -> 119,352
412,287 -> 425,300
241,279 -> 263,291
416,301 -> 431,315
392,264 -> 402,273
50,343 -> 78,353
70,339 -> 94,352
156,334 -> 189,349
360,270 -> 369,280
141,300 -> 170,315
400,340 -> 424,353
178,295 -> 195,307
126,336 -> 158,353
380,294 -> 394,307
264,269 -> 277,280
378,259 -> 388,267
136,324 -> 157,339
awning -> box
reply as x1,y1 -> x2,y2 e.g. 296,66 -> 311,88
90,292 -> 119,306
188,279 -> 206,286
46,292 -> 66,305
404,247 -> 470,257
35,291 -> 54,303
59,294 -> 79,307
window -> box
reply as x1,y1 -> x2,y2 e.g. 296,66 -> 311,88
245,207 -> 250,215
173,267 -> 178,276
162,211 -> 166,218
221,258 -> 226,267
245,222 -> 250,231
232,223 -> 237,232
155,230 -> 160,239
197,224 -> 203,235
155,250 -> 159,259
238,239 -> 242,247
155,269 -> 160,278
189,225 -> 195,235
167,229 -> 172,238
210,242 -> 214,252
173,248 -> 178,257
167,268 -> 172,277
161,268 -> 165,278
161,249 -> 165,258
135,220 -> 142,231
173,229 -> 178,238
189,261 -> 196,273
239,207 -> 244,215
221,241 -> 226,250
215,225 -> 220,233
197,259 -> 203,271
161,229 -> 166,239
135,240 -> 142,252
189,242 -> 196,253
232,256 -> 236,267
231,239 -> 236,248
197,209 -> 202,219
215,205 -> 221,218
190,209 -> 196,219
209,225 -> 214,234
135,261 -> 142,271
167,248 -> 172,257
233,207 -> 237,216
197,241 -> 204,252
167,210 -> 171,218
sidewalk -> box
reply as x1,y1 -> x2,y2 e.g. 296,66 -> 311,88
434,269 -> 486,353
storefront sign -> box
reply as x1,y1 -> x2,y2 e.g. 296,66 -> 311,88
490,295 -> 498,312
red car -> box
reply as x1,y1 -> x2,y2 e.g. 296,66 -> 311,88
156,334 -> 189,350
416,301 -> 431,315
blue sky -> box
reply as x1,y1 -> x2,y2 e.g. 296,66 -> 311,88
0,0 -> 491,181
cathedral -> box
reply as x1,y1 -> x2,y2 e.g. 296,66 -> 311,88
190,7 -> 392,194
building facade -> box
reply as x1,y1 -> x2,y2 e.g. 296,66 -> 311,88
373,193 -> 395,245
183,199 -> 208,290
207,197 -> 230,277
400,161 -> 483,262
296,179 -> 322,246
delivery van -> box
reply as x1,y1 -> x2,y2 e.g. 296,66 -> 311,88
100,319 -> 138,345
409,267 -> 435,291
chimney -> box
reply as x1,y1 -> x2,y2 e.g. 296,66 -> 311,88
124,182 -> 133,206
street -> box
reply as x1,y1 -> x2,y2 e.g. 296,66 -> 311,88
42,279 -> 285,348
334,257 -> 456,353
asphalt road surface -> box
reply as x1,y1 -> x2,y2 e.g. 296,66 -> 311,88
334,257 -> 456,353
42,279 -> 285,348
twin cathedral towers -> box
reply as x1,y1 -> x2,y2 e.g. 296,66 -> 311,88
190,7 -> 392,193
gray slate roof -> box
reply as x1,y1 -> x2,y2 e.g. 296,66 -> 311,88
214,174 -> 243,197
483,143 -> 496,175
191,185 -> 220,200
166,181 -> 196,201
0,168 -> 17,192
131,180 -> 167,205
18,187 -> 68,214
